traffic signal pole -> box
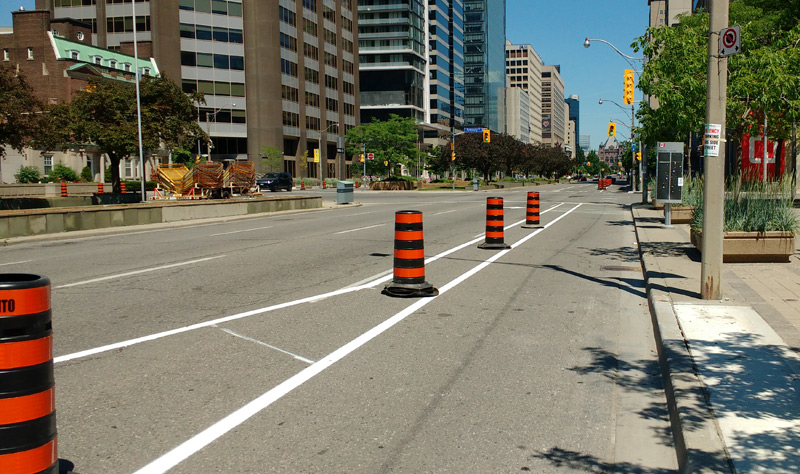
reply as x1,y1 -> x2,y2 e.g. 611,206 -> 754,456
701,0 -> 729,299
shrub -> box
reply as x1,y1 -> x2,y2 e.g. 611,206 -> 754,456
15,166 -> 41,183
49,163 -> 79,182
80,166 -> 93,182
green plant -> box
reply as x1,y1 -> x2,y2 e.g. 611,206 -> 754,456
690,174 -> 799,233
14,166 -> 40,183
49,163 -> 79,182
122,180 -> 157,192
681,174 -> 703,207
80,166 -> 93,182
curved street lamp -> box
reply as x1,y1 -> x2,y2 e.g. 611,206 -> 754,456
583,38 -> 645,62
599,98 -> 634,114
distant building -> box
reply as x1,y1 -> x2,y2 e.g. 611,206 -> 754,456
505,85 -> 531,143
579,134 -> 591,154
649,0 -> 693,27
598,135 -> 622,166
463,0 -> 506,133
541,65 -> 566,147
505,41 -> 543,144
0,9 -> 157,183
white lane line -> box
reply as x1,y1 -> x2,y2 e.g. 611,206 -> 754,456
335,224 -> 386,235
210,226 -> 273,237
54,256 -> 226,289
0,260 -> 33,266
432,210 -> 457,216
214,326 -> 314,365
54,203 -> 568,364
129,203 -> 583,474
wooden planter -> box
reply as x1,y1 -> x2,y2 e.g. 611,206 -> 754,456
369,180 -> 417,191
667,205 -> 695,224
691,229 -> 796,263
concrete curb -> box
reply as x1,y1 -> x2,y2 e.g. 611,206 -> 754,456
632,206 -> 734,474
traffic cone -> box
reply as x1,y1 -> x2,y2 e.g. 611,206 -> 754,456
522,192 -> 542,229
478,197 -> 511,249
382,210 -> 438,298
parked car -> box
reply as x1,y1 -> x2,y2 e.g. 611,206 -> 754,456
257,172 -> 293,192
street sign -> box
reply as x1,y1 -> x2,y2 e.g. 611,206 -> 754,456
631,143 -> 638,152
704,124 -> 722,157
719,25 -> 741,57
337,148 -> 344,153
367,153 -> 375,160
313,149 -> 320,163
464,127 -> 484,133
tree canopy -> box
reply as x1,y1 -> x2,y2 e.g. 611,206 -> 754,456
634,0 -> 800,147
0,66 -> 45,158
345,114 -> 424,177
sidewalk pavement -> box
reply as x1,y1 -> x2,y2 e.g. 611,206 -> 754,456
632,204 -> 800,474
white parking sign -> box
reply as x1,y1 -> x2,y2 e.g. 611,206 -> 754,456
719,25 -> 740,57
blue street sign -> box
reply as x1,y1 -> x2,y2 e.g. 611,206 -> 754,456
631,143 -> 638,152
464,127 -> 484,133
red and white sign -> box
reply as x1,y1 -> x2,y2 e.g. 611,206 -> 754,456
719,25 -> 740,57
367,153 -> 375,160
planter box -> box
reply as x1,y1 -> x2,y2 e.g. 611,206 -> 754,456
667,205 -> 695,224
691,229 -> 796,263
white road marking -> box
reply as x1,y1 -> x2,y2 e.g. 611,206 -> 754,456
215,326 -> 314,364
0,260 -> 33,266
54,203 -> 569,363
210,226 -> 273,236
432,210 -> 457,216
54,256 -> 226,289
131,202 -> 584,474
335,224 -> 386,235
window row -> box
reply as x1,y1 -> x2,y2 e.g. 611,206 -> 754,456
53,0 -> 97,6
179,0 -> 243,16
180,23 -> 243,43
198,107 -> 246,124
181,51 -> 244,70
280,32 -> 297,52
106,15 -> 151,33
182,79 -> 246,97
279,6 -> 296,26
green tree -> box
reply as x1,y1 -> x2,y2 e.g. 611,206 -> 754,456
49,163 -> 79,182
345,115 -> 423,177
0,66 -> 45,158
52,75 -> 205,192
260,145 -> 284,172
80,166 -> 93,182
14,166 -> 41,183
453,132 -> 498,181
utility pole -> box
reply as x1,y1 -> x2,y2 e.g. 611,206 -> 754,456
701,0 -> 729,299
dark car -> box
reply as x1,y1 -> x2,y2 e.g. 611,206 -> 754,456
257,172 -> 293,192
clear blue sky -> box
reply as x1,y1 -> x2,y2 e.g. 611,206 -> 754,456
3,0 -> 649,151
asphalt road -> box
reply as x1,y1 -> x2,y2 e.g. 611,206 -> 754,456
2,180 -> 678,473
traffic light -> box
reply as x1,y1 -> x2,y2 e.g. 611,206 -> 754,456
451,151 -> 456,161
624,69 -> 635,105
359,154 -> 364,162
608,122 -> 616,137
636,151 -> 642,161
483,129 -> 491,143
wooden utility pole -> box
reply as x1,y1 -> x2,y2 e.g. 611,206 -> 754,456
701,0 -> 729,299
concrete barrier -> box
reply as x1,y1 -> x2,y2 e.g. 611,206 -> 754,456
0,196 -> 321,240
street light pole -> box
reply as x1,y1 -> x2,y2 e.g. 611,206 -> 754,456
132,1 -> 145,201
701,0 -> 729,300
321,123 -> 339,182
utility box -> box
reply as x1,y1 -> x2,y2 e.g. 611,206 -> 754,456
655,142 -> 684,204
337,181 -> 354,204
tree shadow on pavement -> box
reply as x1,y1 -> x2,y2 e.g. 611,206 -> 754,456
640,241 -> 699,261
528,447 -> 676,474
541,264 -> 646,299
584,245 -> 641,263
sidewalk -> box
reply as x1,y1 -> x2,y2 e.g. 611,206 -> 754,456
632,204 -> 800,473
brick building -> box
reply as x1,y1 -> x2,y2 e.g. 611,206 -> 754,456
0,9 -> 157,183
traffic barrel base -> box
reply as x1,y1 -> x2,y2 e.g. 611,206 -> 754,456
521,191 -> 542,229
478,197 -> 511,249
382,211 -> 439,298
0,274 -> 59,474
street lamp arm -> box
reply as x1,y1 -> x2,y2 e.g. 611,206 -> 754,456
584,38 -> 645,61
599,98 -> 634,114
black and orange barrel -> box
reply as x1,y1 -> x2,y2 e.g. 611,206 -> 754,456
382,211 -> 438,297
478,197 -> 511,249
120,182 -> 127,194
522,192 -> 542,228
0,274 -> 58,474
59,182 -> 67,197
97,182 -> 104,194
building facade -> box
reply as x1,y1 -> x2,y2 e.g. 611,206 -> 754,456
427,0 -> 464,135
1,9 -> 158,183
505,40 -> 543,144
36,0 -> 361,179
598,135 -> 622,165
462,0 -> 505,133
541,64 -> 566,147
648,0 -> 693,27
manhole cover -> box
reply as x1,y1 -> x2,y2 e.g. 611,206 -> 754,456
600,266 -> 641,272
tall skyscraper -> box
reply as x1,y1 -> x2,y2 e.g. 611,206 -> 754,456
505,41 -> 543,144
357,0 -> 426,123
462,0 -> 505,132
565,94 -> 579,143
427,0 -> 464,134
36,0 -> 360,179
541,64 -> 566,147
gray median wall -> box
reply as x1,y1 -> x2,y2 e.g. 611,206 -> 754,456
0,196 -> 321,239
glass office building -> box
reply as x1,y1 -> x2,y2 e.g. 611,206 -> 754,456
427,0 -> 464,132
462,0 -> 505,132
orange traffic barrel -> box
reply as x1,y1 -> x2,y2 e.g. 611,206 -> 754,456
522,192 -> 542,229
478,197 -> 511,249
322,180 -> 327,189
97,182 -> 104,194
0,274 -> 58,474
120,182 -> 127,194
382,211 -> 438,298
59,182 -> 67,197
301,181 -> 305,191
